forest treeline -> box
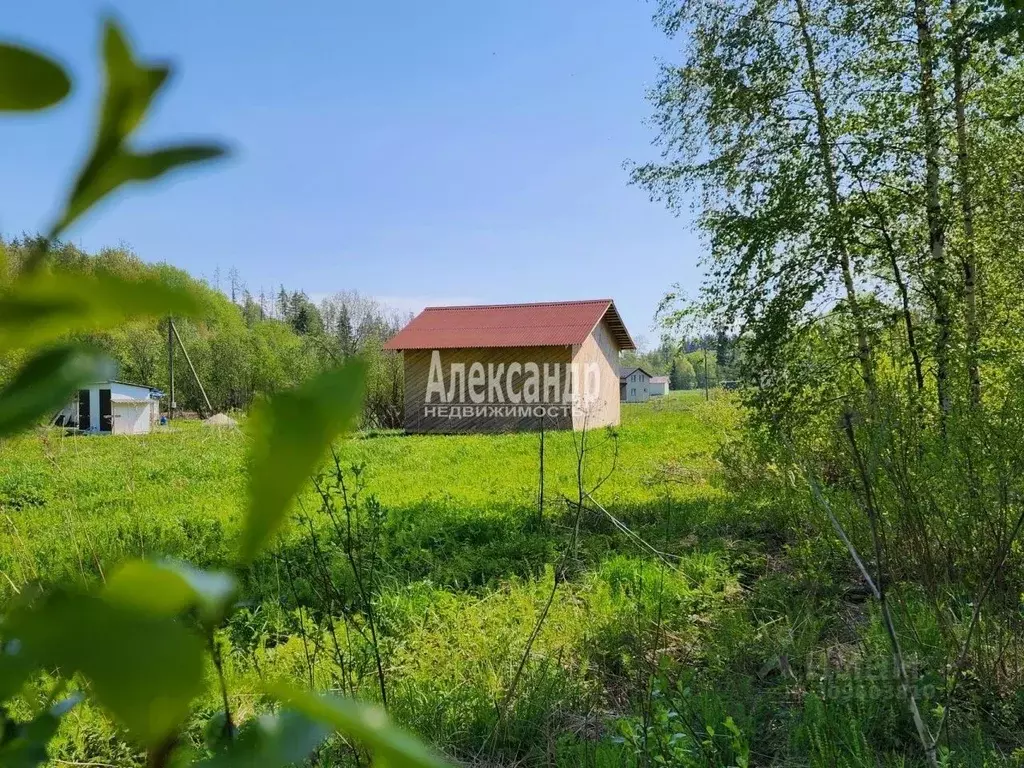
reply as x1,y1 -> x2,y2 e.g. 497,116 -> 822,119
0,236 -> 408,427
633,0 -> 1024,760
620,333 -> 741,389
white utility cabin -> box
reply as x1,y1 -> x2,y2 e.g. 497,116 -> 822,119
54,380 -> 163,435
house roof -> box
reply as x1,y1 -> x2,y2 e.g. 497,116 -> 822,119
382,299 -> 636,351
650,376 -> 669,384
110,394 -> 152,404
88,379 -> 160,391
87,380 -> 164,398
619,366 -> 655,380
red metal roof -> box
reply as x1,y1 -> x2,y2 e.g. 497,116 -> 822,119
382,299 -> 636,351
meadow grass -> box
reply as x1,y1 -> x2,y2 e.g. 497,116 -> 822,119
0,390 -> 736,594
4,390 -> 998,766
1,391 -> 754,763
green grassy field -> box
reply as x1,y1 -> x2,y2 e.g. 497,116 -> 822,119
0,391 -> 736,593
2,391 -> 767,764
2,391 -> 956,766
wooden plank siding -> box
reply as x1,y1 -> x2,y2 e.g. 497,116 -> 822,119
403,346 -> 574,433
401,319 -> 623,434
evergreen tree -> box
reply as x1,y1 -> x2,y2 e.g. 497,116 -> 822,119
336,304 -> 354,357
228,266 -> 241,304
240,290 -> 262,327
288,292 -> 323,336
669,358 -> 681,390
276,285 -> 289,321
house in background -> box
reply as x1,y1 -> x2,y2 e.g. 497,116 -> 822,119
649,376 -> 669,396
55,380 -> 163,435
620,366 -> 653,403
383,299 -> 636,433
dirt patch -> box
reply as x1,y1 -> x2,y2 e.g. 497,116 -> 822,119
202,413 -> 238,428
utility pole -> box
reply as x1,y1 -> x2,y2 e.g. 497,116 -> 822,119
168,315 -> 175,420
171,319 -> 213,417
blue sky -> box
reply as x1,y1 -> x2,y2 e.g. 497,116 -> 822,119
1,1 -> 701,344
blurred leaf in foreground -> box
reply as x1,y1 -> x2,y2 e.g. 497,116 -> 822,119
0,695 -> 81,768
49,19 -> 226,240
56,145 -> 227,238
270,685 -> 450,768
193,709 -> 331,768
0,346 -> 113,437
0,269 -> 204,350
103,560 -> 237,626
2,591 -> 205,744
0,44 -> 70,111
240,360 -> 366,564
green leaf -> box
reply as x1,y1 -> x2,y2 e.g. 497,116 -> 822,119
270,685 -> 449,768
0,695 -> 81,768
0,44 -> 70,111
3,591 -> 206,744
0,641 -> 35,702
54,144 -> 228,237
239,360 -> 366,564
0,269 -> 204,350
97,20 -> 169,144
0,346 -> 114,437
49,19 -> 227,239
193,710 -> 332,768
103,560 -> 237,625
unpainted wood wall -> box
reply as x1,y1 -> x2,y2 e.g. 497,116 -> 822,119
403,345 -> 573,434
402,320 -> 624,434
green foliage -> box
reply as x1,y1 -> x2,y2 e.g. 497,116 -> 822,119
0,346 -> 112,436
5,2 -> 1021,766
4,381 -> 1019,765
0,392 -> 733,592
0,395 -> 765,766
671,355 -> 696,389
273,688 -> 449,768
0,45 -> 69,112
0,695 -> 81,768
0,266 -> 202,349
0,239 -> 405,425
191,708 -> 330,768
2,589 -> 207,744
50,21 -> 227,240
0,18 -> 441,768
62,146 -> 226,240
241,360 -> 366,563
634,6 -> 1024,764
618,675 -> 752,768
103,560 -> 236,626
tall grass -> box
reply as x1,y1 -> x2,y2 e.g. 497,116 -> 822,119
5,391 -> 1018,765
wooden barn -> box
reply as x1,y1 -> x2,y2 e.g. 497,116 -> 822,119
383,299 -> 636,433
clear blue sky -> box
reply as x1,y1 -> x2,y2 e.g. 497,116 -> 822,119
1,1 -> 701,343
